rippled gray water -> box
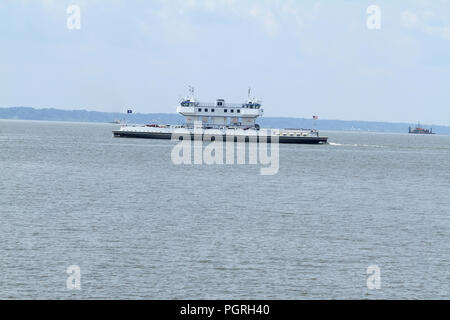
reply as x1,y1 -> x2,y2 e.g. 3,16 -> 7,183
0,120 -> 449,299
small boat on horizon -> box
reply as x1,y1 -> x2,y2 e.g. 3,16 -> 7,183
408,123 -> 435,134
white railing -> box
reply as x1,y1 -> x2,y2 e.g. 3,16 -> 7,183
181,101 -> 262,109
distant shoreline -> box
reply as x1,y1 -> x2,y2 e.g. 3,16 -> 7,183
1,106 -> 449,134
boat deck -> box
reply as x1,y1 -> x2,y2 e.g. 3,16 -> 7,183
113,128 -> 328,144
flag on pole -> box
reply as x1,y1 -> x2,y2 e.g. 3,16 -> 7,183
313,115 -> 318,120
127,109 -> 133,114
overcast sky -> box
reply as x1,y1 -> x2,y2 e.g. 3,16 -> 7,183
1,0 -> 450,124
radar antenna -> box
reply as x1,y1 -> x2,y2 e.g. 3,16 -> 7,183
188,85 -> 195,99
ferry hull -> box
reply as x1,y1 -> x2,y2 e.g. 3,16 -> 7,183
112,130 -> 328,144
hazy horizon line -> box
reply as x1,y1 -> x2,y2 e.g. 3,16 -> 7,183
1,105 -> 448,128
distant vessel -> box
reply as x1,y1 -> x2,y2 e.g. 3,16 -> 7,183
408,123 -> 434,134
113,88 -> 328,144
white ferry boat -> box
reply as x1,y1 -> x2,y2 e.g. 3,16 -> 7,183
113,89 -> 328,144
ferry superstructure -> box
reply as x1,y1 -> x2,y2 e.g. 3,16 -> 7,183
113,89 -> 328,144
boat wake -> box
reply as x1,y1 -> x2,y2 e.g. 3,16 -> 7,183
328,142 -> 385,148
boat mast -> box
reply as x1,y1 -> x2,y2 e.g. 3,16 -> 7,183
188,85 -> 195,100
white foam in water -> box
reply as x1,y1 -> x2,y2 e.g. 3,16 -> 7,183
353,144 -> 385,148
329,142 -> 384,148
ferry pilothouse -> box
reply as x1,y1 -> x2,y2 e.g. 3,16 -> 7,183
113,88 -> 328,144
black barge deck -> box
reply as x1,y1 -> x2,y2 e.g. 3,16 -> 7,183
113,130 -> 328,144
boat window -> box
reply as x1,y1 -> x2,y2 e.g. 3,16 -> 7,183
237,109 -> 240,113
211,108 -> 215,112
230,109 -> 234,113
224,109 -> 228,113
198,108 -> 202,112
205,108 -> 208,112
